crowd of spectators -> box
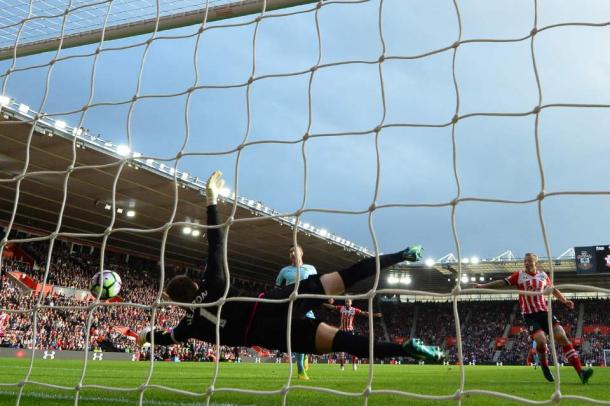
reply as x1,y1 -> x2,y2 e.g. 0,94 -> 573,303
2,238 -> 610,365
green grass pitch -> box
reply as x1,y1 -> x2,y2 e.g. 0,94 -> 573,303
0,359 -> 608,405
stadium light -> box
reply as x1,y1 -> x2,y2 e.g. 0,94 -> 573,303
400,275 -> 411,285
461,258 -> 470,264
471,256 -> 480,264
182,226 -> 192,235
104,203 -> 111,211
424,258 -> 435,267
181,172 -> 189,180
116,208 -> 124,214
126,210 -> 135,218
18,103 -> 29,114
132,152 -> 142,158
54,120 -> 66,130
479,276 -> 485,281
191,229 -> 201,237
146,159 -> 154,165
470,277 -> 476,282
219,187 -> 231,197
0,95 -> 9,106
460,275 -> 468,283
387,275 -> 398,284
169,167 -> 175,175
319,229 -> 328,237
116,145 -> 131,157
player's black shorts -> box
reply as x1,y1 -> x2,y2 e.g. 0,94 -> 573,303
523,311 -> 560,336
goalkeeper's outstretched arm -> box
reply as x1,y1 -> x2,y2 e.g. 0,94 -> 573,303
129,327 -> 184,346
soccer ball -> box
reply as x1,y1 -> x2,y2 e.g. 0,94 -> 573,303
90,270 -> 122,300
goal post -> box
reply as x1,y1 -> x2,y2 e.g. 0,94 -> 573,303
0,0 -> 319,61
604,349 -> 610,367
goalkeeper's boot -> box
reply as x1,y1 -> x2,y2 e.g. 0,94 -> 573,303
297,372 -> 310,381
304,356 -> 309,372
579,368 -> 593,384
403,245 -> 423,262
403,338 -> 445,362
540,364 -> 554,382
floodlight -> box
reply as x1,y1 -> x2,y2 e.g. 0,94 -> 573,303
461,258 -> 470,264
424,258 -> 435,267
116,208 -> 124,214
0,95 -> 10,106
387,276 -> 398,284
219,187 -> 231,197
104,204 -> 111,210
319,229 -> 328,237
54,120 -> 66,130
470,277 -> 476,282
181,172 -> 189,180
116,145 -> 131,157
132,152 -> 142,158
460,275 -> 468,283
126,210 -> 135,218
18,104 -> 29,114
169,167 -> 175,175
191,229 -> 201,237
479,276 -> 485,281
471,256 -> 480,264
183,226 -> 192,235
146,159 -> 154,165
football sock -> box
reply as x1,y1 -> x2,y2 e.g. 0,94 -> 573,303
331,330 -> 410,358
338,252 -> 404,289
536,343 -> 548,367
563,344 -> 582,374
296,353 -> 305,373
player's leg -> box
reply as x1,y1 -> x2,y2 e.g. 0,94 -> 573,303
553,324 -> 593,384
296,353 -> 309,380
532,331 -> 553,382
339,352 -> 345,371
313,322 -> 444,362
352,355 -> 358,371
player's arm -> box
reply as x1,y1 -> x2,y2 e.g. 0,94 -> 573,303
129,321 -> 188,346
548,275 -> 574,309
322,298 -> 337,311
476,272 -> 518,289
359,310 -> 382,318
204,171 -> 227,293
275,269 -> 286,287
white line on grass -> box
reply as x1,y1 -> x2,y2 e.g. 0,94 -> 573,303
0,390 -> 252,406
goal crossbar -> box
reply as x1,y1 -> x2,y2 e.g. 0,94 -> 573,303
0,0 -> 318,61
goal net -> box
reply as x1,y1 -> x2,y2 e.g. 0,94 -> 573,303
1,0 -> 609,405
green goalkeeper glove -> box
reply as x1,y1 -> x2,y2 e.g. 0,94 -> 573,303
206,170 -> 225,206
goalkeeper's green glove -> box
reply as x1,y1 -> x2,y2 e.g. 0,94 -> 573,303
206,170 -> 225,206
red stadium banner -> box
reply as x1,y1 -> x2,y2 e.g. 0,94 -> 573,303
510,326 -> 524,335
583,325 -> 610,335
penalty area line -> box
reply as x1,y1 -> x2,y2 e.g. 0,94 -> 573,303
0,390 -> 252,406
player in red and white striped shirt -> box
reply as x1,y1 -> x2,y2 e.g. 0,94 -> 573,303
476,253 -> 593,384
324,298 -> 382,371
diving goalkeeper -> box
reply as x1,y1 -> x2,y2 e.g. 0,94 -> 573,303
131,171 -> 443,363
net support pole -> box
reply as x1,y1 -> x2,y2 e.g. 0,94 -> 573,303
0,0 -> 319,61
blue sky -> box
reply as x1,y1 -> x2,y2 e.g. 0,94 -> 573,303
1,0 -> 610,261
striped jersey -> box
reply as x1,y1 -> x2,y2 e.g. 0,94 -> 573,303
337,305 -> 361,331
0,313 -> 9,333
505,270 -> 552,314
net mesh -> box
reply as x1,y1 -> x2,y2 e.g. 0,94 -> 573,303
0,0 -> 610,404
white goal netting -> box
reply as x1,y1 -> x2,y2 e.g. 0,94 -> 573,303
1,0 -> 610,405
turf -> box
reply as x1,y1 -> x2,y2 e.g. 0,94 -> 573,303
0,359 -> 608,405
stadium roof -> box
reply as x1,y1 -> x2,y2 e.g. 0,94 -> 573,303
0,99 -> 371,283
1,99 -> 608,293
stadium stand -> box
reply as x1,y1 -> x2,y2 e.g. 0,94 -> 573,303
1,237 -> 610,364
